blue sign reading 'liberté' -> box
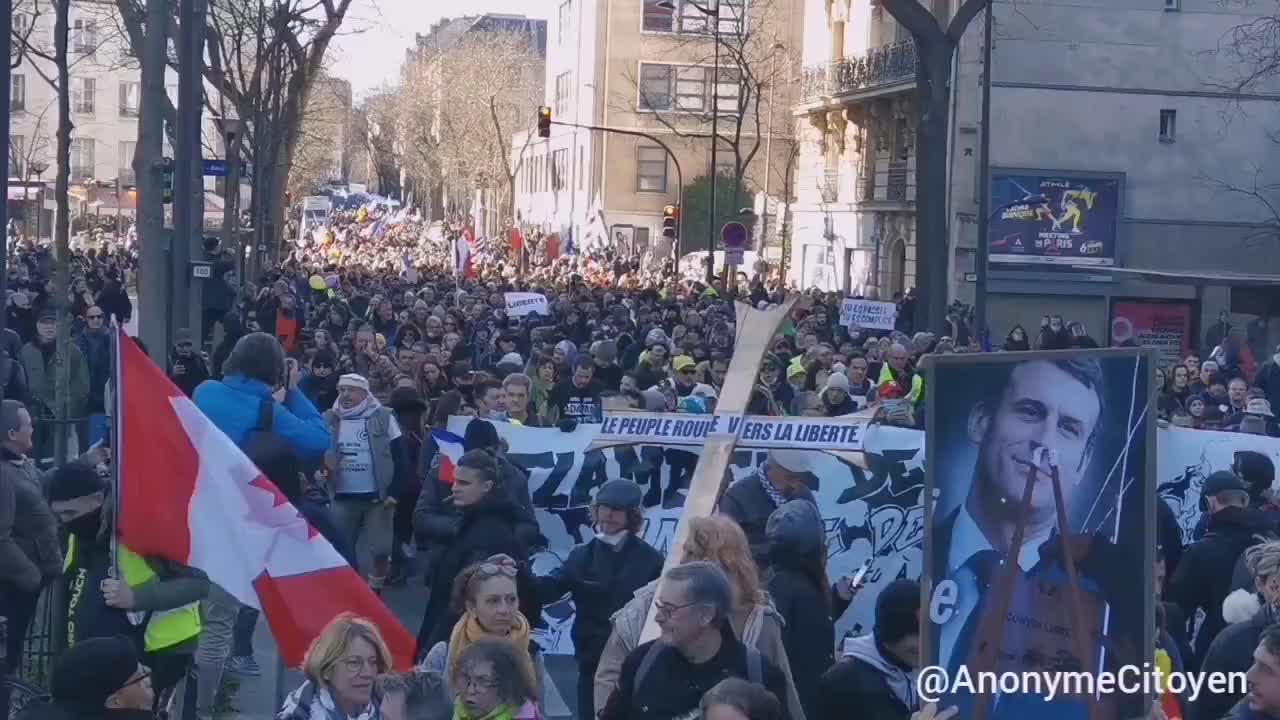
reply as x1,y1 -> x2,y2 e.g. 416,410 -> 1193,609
988,173 -> 1121,267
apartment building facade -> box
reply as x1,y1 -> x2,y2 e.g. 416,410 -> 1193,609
513,0 -> 803,263
796,0 -> 1280,352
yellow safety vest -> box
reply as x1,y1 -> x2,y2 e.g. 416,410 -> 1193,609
64,536 -> 202,652
878,363 -> 923,404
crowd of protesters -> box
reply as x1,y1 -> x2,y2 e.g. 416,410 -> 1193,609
9,199 -> 1280,720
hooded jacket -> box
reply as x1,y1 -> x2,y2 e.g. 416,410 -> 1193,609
765,502 -> 834,720
817,634 -> 918,720
1193,595 -> 1275,720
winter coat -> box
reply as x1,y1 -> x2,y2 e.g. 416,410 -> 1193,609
1191,596 -> 1276,720
193,375 -> 330,460
719,472 -> 815,571
593,580 -> 805,720
817,634 -> 917,720
598,620 -> 791,720
767,550 -> 835,720
75,327 -> 112,413
168,353 -> 210,399
1170,505 -> 1274,662
16,703 -> 156,720
413,452 -> 541,567
0,449 -> 62,592
533,536 -> 663,667
416,491 -> 541,657
278,679 -> 382,720
21,339 -> 89,420
1256,359 -> 1280,413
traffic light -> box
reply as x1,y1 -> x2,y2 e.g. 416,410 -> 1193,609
662,204 -> 680,240
537,106 -> 552,138
160,157 -> 174,204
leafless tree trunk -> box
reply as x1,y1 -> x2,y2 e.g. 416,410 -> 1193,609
53,0 -> 71,462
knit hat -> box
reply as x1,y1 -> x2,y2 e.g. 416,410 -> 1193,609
640,388 -> 668,411
594,340 -> 618,363
1202,470 -> 1246,497
645,329 -> 668,347
50,636 -> 139,707
786,362 -> 807,380
874,579 -> 920,644
37,307 -> 57,323
821,373 -> 850,395
463,418 -> 500,452
47,461 -> 108,503
765,499 -> 824,555
337,374 -> 370,393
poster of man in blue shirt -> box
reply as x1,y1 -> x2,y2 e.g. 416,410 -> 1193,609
922,349 -> 1155,720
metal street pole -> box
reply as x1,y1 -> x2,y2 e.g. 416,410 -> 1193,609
759,42 -> 784,277
706,2 -> 720,286
0,0 -> 11,341
115,175 -> 123,239
973,3 -> 994,339
137,0 -> 170,362
173,0 -> 208,344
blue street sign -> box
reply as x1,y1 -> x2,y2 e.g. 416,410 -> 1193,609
721,221 -> 748,250
202,159 -> 227,177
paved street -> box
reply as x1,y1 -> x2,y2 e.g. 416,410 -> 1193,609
221,581 -> 579,719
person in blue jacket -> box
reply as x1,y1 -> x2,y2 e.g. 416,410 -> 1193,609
191,332 -> 330,685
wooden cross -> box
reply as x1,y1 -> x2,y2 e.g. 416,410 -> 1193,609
637,296 -> 799,643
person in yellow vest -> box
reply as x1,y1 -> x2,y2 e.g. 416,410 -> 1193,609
47,462 -> 208,710
876,343 -> 924,405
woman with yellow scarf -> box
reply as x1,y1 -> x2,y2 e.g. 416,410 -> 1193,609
420,555 -> 542,707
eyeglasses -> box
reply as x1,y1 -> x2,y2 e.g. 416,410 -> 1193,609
475,560 -> 518,578
458,673 -> 500,691
339,656 -> 381,674
121,667 -> 152,690
653,600 -> 699,620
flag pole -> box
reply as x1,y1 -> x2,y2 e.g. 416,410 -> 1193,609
109,324 -> 123,574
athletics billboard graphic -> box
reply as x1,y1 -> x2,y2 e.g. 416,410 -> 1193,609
989,173 -> 1122,267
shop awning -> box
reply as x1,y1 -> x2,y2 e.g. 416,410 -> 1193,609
1072,266 -> 1280,287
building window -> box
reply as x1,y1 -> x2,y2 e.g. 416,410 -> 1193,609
642,0 -> 746,34
639,63 -> 740,114
558,0 -> 572,42
70,138 -> 95,180
12,13 -> 29,37
9,136 -> 24,178
119,81 -> 140,117
555,71 -> 572,116
10,75 -> 25,112
72,77 -> 95,114
637,144 -> 668,192
72,18 -> 98,53
1159,109 -> 1176,142
713,142 -> 735,177
119,141 -> 136,175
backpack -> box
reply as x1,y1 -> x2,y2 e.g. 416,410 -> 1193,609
242,399 -> 304,501
631,640 -> 763,703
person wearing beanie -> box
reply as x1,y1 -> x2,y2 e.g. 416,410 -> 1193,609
166,327 -> 210,399
764,500 -> 835,720
817,579 -> 922,720
23,307 -> 89,461
533,479 -> 663,719
819,372 -> 856,417
18,636 -> 155,719
593,339 -> 623,392
320,372 -> 413,594
298,348 -> 340,411
48,460 -> 208,707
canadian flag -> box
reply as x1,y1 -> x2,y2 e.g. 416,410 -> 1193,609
114,332 -> 416,669
431,429 -> 465,486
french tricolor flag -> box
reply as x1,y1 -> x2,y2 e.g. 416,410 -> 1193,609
432,429 -> 465,485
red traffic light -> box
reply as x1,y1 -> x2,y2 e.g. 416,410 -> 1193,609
662,205 -> 679,239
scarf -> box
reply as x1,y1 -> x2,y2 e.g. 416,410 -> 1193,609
445,610 -> 537,694
333,393 -> 380,420
451,701 -> 541,720
277,680 -> 380,720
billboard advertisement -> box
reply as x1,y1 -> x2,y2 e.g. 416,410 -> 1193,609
923,349 -> 1154,720
989,173 -> 1122,267
1110,300 -> 1194,368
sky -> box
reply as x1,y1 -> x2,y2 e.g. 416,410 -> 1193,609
330,0 -> 559,100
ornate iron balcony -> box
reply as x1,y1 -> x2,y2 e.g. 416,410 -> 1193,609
801,40 -> 919,103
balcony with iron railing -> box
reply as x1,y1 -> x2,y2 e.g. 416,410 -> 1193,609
821,168 -> 840,203
800,40 -> 919,104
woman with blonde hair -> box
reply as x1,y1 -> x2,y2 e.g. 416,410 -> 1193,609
593,515 -> 806,719
420,555 -> 541,700
279,613 -> 392,720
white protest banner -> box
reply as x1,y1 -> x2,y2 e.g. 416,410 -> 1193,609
595,412 -> 869,453
840,298 -> 897,329
505,292 -> 549,317
448,414 -> 925,654
1157,425 -> 1280,544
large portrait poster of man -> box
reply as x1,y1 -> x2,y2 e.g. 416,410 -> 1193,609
923,349 -> 1154,720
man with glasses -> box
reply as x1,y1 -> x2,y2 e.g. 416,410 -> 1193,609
599,562 -> 789,720
21,636 -> 156,719
76,306 -> 112,445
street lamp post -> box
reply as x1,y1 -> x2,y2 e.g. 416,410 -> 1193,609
657,0 -> 720,285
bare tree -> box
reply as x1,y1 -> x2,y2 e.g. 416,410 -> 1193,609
289,73 -> 352,199
880,0 -> 986,331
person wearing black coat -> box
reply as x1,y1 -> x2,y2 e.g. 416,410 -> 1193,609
719,450 -> 817,571
534,480 -> 663,720
415,449 -> 540,658
817,580 -> 922,720
764,500 -> 834,720
1170,472 -> 1275,664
